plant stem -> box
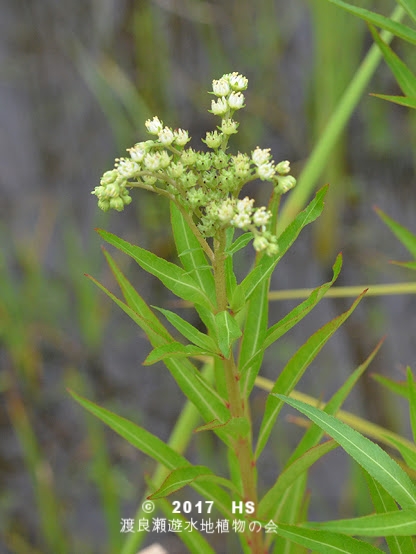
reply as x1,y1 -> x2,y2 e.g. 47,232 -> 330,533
213,229 -> 265,553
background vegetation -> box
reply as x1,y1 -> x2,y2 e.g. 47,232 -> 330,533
1,1 -> 416,552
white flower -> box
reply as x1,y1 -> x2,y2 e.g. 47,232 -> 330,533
217,200 -> 235,223
158,127 -> 175,145
174,129 -> 191,146
221,119 -> 239,135
210,97 -> 228,116
203,130 -> 223,149
252,147 -> 271,166
143,152 -> 161,171
253,235 -> 269,252
236,197 -> 254,214
145,116 -> 163,135
228,91 -> 245,110
128,142 -> 147,162
257,162 -> 276,180
232,212 -> 251,229
116,158 -> 140,178
253,207 -> 271,226
228,72 -> 248,91
212,78 -> 230,97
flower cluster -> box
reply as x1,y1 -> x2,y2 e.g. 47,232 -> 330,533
92,72 -> 296,255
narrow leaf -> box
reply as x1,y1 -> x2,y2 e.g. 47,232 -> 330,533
256,291 -> 365,458
239,278 -> 269,397
368,24 -> 416,97
327,0 -> 416,46
286,338 -> 384,466
144,342 -> 211,365
214,311 -> 242,357
237,186 -> 328,302
375,207 -> 416,259
365,472 -> 416,554
275,523 -> 385,554
264,253 -> 342,349
97,228 -> 213,308
276,395 -> 416,510
398,0 -> 416,23
153,306 -> 218,352
370,93 -> 416,109
149,465 -> 214,498
226,232 -> 253,255
69,390 -> 233,518
170,203 -> 216,300
259,440 -> 338,520
304,510 -> 416,536
407,367 -> 416,445
87,272 -> 229,426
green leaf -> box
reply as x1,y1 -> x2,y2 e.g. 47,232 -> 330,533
224,228 -> 238,301
170,202 -> 216,301
304,510 -> 416,536
144,342 -> 212,365
365,472 -> 416,554
368,24 -> 416,97
214,310 -> 242,357
258,440 -> 338,520
276,395 -> 416,510
68,391 -> 233,518
239,277 -> 269,398
327,0 -> 416,46
386,435 -> 416,472
153,306 -> 218,352
275,523 -> 385,554
87,270 -> 229,427
372,373 -> 408,399
237,186 -> 328,302
370,93 -> 416,109
375,207 -> 416,260
286,338 -> 384,466
97,228 -> 214,309
398,0 -> 416,24
225,232 -> 253,255
255,291 -> 365,458
264,253 -> 342,349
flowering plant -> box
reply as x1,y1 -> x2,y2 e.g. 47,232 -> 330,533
70,73 -> 416,554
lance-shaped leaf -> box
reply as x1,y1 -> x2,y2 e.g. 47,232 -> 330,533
153,306 -> 218,353
258,440 -> 337,520
97,228 -> 214,309
69,391 -> 233,519
371,94 -> 416,109
398,0 -> 416,24
255,291 -> 366,458
239,278 -> 269,398
90,259 -> 229,428
214,310 -> 242,357
149,465 -> 237,499
225,232 -> 253,255
327,0 -> 416,46
276,395 -> 416,511
304,510 -> 416,537
264,253 -> 342,349
368,24 -> 416,97
375,207 -> 416,261
274,523 -> 384,554
365,472 -> 416,554
285,338 -> 384,468
170,203 -> 216,301
236,186 -> 328,302
143,342 -> 213,365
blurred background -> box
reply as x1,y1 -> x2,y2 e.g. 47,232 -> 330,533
1,0 -> 416,552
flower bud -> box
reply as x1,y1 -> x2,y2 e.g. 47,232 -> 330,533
228,91 -> 245,110
275,175 -> 296,194
210,97 -> 228,116
203,130 -> 223,149
276,160 -> 291,175
145,116 -> 163,135
174,129 -> 191,146
221,119 -> 239,135
252,147 -> 271,166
